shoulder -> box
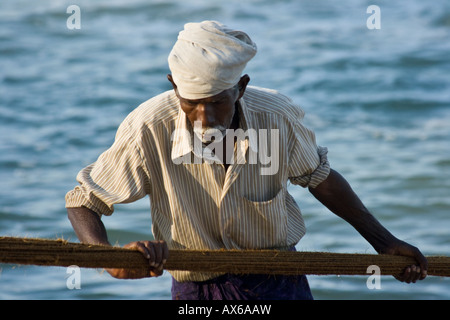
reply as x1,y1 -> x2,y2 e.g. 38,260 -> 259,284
124,90 -> 179,128
243,86 -> 305,123
111,90 -> 179,144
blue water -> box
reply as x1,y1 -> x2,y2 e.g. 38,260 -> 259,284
0,0 -> 449,300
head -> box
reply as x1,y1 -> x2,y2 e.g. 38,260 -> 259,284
167,21 -> 256,143
168,74 -> 250,142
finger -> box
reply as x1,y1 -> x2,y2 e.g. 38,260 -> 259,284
141,242 -> 152,261
149,266 -> 163,277
413,265 -> 425,283
400,266 -> 411,283
152,241 -> 163,268
406,265 -> 421,283
161,240 -> 169,265
409,265 -> 418,283
148,241 -> 168,277
143,241 -> 156,267
127,241 -> 151,261
418,258 -> 428,280
420,268 -> 428,280
152,259 -> 165,277
412,248 -> 428,280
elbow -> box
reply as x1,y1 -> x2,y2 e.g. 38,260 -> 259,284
67,206 -> 95,226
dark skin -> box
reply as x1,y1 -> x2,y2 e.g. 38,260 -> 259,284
309,169 -> 428,283
68,207 -> 168,278
167,74 -> 249,172
68,74 -> 428,283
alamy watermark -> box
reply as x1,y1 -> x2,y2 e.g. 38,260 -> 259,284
66,265 -> 81,289
63,264 -> 382,291
367,5 -> 381,30
366,265 -> 382,289
66,5 -> 81,30
65,5 -> 380,31
171,121 -> 280,176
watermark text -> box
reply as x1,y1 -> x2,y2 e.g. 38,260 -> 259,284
66,265 -> 81,289
171,121 -> 280,175
367,5 -> 381,30
66,5 -> 81,30
366,265 -> 381,289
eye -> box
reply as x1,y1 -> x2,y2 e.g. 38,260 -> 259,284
181,100 -> 197,109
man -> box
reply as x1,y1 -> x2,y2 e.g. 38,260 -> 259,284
66,21 -> 428,300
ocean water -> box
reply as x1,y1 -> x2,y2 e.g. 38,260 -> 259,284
0,0 -> 449,300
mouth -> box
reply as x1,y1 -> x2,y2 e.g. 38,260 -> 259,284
194,126 -> 226,145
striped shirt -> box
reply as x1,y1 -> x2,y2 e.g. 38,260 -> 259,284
65,86 -> 330,282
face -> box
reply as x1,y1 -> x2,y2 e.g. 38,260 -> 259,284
168,74 -> 250,144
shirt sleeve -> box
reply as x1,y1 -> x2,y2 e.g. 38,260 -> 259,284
288,120 -> 330,189
65,118 -> 150,216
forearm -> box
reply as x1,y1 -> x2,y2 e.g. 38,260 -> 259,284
309,169 -> 398,253
67,206 -> 168,279
67,207 -> 111,246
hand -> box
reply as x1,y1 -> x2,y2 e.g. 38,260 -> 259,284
106,240 -> 169,279
381,240 -> 428,283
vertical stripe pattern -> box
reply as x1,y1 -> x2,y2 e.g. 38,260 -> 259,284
65,86 -> 330,281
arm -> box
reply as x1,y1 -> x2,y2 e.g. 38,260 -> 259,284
308,169 -> 427,283
66,114 -> 169,278
67,207 -> 110,245
67,207 -> 168,279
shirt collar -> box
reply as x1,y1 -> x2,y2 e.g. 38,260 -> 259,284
171,95 -> 258,164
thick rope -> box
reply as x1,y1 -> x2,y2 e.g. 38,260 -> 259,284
0,237 -> 449,276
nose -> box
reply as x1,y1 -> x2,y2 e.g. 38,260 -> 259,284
196,103 -> 217,128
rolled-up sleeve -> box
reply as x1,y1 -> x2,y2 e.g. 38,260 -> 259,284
65,119 -> 150,216
288,121 -> 330,189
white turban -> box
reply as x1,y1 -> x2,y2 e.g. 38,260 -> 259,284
168,21 -> 257,99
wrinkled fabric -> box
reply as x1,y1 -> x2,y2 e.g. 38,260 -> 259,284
168,20 -> 257,99
171,247 -> 314,300
65,86 -> 331,282
172,273 -> 314,300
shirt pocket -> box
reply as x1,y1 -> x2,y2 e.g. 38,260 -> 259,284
234,188 -> 288,249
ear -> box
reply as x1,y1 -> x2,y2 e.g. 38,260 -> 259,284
237,74 -> 250,99
167,74 -> 177,91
